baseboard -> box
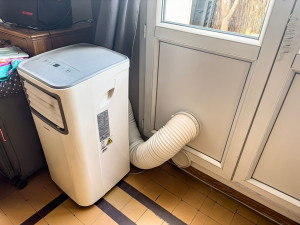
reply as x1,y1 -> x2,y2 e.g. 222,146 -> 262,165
175,163 -> 298,225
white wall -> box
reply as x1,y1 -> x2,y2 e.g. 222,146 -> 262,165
71,0 -> 92,22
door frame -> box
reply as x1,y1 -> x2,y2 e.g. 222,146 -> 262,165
141,0 -> 296,180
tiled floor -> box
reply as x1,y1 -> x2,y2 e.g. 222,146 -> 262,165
0,162 -> 278,225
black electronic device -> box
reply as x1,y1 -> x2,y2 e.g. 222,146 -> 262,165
0,0 -> 73,30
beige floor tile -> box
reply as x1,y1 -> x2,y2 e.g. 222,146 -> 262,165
0,191 -> 36,225
0,216 -> 13,225
200,198 -> 215,216
176,172 -> 210,195
0,176 -> 16,200
19,179 -> 55,211
230,214 -> 255,225
104,187 -> 132,210
63,199 -> 103,224
34,169 -> 63,198
35,219 -> 49,225
0,209 -> 13,225
217,195 -> 238,213
0,166 -> 283,225
257,216 -> 278,225
34,169 -> 52,187
191,212 -> 208,225
237,205 -> 259,224
44,182 -> 63,198
123,174 -> 131,182
175,170 -> 189,181
143,167 -> 161,178
172,201 -> 197,224
44,205 -> 82,225
204,217 -> 222,225
183,188 -> 206,209
123,175 -> 133,187
160,163 -> 180,177
166,177 -> 188,198
155,190 -> 180,212
146,168 -> 173,188
208,189 -> 221,202
62,198 -> 84,214
175,171 -> 196,186
136,210 -> 164,225
140,180 -> 164,201
121,198 -> 147,222
124,173 -> 151,191
209,204 -> 234,225
92,212 -> 118,225
190,181 -> 211,196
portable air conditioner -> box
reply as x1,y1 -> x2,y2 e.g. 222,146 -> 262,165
17,43 -> 130,206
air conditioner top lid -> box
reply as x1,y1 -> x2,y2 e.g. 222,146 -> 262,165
18,43 -> 129,89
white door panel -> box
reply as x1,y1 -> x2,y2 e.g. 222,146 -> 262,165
155,42 -> 250,161
253,74 -> 300,200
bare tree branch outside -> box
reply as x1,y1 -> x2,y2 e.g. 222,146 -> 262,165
211,0 -> 270,37
163,0 -> 270,38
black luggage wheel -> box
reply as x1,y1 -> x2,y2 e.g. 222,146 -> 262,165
12,177 -> 27,189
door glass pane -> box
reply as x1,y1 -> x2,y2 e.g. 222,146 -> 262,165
162,0 -> 271,39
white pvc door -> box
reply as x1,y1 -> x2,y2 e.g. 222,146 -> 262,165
233,2 -> 300,221
252,74 -> 300,201
142,0 -> 297,179
155,42 -> 250,162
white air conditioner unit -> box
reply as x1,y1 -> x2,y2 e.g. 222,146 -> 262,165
18,43 -> 130,206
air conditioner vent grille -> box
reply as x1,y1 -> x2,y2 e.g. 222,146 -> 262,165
23,81 -> 64,130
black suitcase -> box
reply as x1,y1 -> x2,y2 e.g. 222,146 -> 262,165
0,71 -> 45,189
0,0 -> 73,30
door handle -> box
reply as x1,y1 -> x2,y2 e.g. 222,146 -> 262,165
278,13 -> 299,61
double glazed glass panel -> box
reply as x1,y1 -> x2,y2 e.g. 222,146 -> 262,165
162,0 -> 270,38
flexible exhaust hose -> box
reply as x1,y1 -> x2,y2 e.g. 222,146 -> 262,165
129,101 -> 200,169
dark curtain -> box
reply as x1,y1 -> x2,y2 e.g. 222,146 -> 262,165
91,0 -> 141,59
